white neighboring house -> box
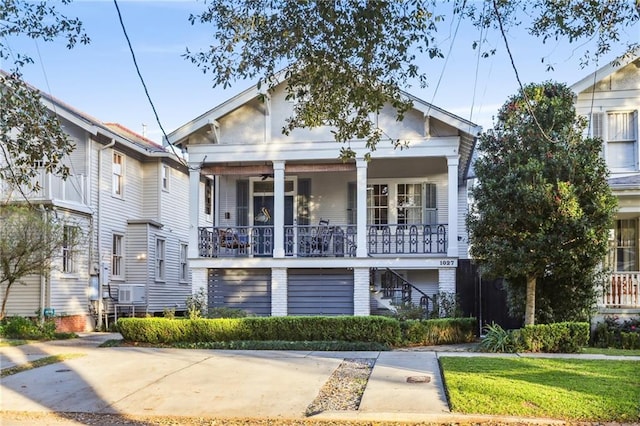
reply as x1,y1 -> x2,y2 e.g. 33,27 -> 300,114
571,51 -> 640,320
168,79 -> 480,316
0,75 -> 192,331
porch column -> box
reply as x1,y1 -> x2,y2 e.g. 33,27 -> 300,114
271,267 -> 287,316
188,166 -> 201,259
356,159 -> 368,258
273,160 -> 285,258
353,268 -> 370,316
447,156 -> 459,257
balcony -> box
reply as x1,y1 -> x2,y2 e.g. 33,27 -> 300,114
1,169 -> 86,205
197,223 -> 448,258
603,273 -> 640,308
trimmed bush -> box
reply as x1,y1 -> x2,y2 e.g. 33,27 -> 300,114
400,317 -> 477,346
117,316 -> 403,346
591,316 -> 640,349
479,321 -> 589,353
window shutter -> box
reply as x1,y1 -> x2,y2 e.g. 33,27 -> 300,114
423,183 -> 437,224
236,180 -> 249,226
347,182 -> 357,225
297,178 -> 311,226
591,112 -> 605,139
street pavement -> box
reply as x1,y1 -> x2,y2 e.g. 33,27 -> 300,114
1,333 -> 638,425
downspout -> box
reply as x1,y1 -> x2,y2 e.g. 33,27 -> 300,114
39,207 -> 48,326
96,139 -> 115,330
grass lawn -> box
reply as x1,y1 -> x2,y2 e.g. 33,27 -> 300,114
580,347 -> 640,356
440,356 -> 640,422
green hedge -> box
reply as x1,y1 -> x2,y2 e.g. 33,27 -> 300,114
401,317 -> 477,346
117,316 -> 479,347
513,322 -> 589,353
117,316 -> 403,346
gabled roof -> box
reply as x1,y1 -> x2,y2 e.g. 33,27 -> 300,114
570,48 -> 640,94
1,69 -> 175,159
167,78 -> 482,145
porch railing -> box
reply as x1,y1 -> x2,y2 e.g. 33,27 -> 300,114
0,170 -> 86,204
198,225 -> 357,258
367,223 -> 447,255
603,273 -> 640,308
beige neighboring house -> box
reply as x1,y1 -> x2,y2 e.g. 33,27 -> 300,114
571,51 -> 640,321
0,74 -> 192,331
168,79 -> 480,317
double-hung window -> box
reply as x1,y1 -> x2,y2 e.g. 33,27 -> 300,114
590,111 -> 638,171
112,234 -> 123,278
180,243 -> 188,282
156,238 -> 165,280
611,219 -> 638,272
62,225 -> 77,274
113,152 -> 124,196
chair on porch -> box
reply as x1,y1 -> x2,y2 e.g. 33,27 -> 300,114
218,228 -> 250,250
307,219 -> 333,256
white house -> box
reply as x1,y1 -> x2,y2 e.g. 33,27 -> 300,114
0,75 -> 192,331
571,51 -> 640,318
168,80 -> 480,316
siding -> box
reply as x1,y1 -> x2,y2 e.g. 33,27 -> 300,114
0,275 -> 41,318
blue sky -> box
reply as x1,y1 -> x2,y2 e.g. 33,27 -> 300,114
3,1 -> 639,143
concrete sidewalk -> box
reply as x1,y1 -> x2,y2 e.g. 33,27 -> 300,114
0,333 -> 453,423
1,333 -> 638,424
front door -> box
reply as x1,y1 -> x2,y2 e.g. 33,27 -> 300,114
252,195 -> 294,256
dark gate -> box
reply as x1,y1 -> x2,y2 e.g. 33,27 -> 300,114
457,260 -> 522,333
288,269 -> 354,315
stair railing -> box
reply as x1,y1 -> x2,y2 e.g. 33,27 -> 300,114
381,268 -> 436,317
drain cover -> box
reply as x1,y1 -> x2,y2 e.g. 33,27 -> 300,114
406,375 -> 430,383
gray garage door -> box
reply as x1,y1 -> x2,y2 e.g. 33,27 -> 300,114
207,268 -> 271,316
288,269 -> 354,315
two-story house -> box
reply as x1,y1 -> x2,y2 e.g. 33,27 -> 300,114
571,51 -> 640,320
0,75 -> 192,331
168,80 -> 480,316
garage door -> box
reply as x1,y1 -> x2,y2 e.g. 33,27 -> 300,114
207,268 -> 271,316
288,269 -> 354,315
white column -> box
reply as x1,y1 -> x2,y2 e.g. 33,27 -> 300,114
188,166 -> 201,259
273,161 -> 285,258
271,267 -> 287,316
438,268 -> 456,294
356,159 -> 368,258
353,268 -> 370,316
192,268 -> 208,297
447,156 -> 459,257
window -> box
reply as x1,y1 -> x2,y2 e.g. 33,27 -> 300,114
155,238 -> 165,280
607,112 -> 638,171
112,152 -> 124,196
62,226 -> 77,273
205,178 -> 213,215
424,183 -> 438,224
611,219 -> 638,272
112,234 -> 123,278
180,243 -> 188,282
347,182 -> 357,225
367,184 -> 388,225
162,165 -> 169,191
397,183 -> 423,224
591,111 -> 638,171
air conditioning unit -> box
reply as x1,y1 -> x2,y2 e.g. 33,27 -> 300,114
118,285 -> 146,304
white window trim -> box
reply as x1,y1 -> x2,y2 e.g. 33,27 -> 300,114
162,164 -> 170,192
111,233 -> 124,280
591,110 -> 639,173
155,237 -> 166,281
112,151 -> 124,198
180,242 -> 188,283
62,225 -> 77,275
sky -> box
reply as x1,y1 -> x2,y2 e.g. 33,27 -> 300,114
3,0 -> 639,144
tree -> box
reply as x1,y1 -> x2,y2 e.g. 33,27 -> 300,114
184,0 -> 638,155
1,0 -> 89,193
467,82 -> 617,326
0,205 -> 80,320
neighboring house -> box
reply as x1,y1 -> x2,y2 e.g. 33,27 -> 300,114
168,80 -> 480,316
571,51 -> 640,321
0,75 -> 191,331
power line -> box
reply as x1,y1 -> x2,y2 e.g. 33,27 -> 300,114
112,0 -> 193,170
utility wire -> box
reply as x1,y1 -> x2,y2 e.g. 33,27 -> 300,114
112,0 -> 193,170
491,0 -> 554,143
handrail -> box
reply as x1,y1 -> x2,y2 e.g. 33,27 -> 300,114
381,268 -> 435,316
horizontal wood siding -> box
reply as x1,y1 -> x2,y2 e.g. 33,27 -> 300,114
207,268 -> 271,315
288,269 -> 354,315
0,275 -> 41,317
